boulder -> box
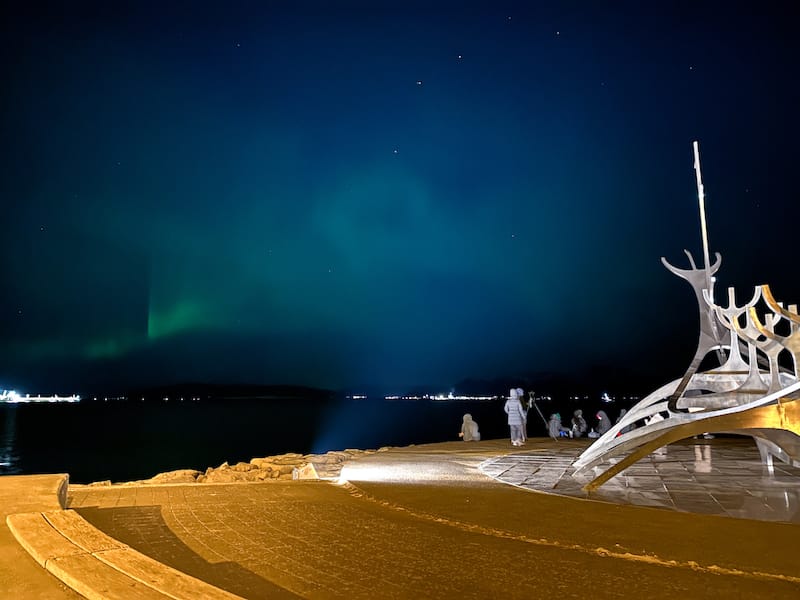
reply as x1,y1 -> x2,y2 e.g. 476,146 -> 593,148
144,469 -> 201,484
272,455 -> 305,465
232,462 -> 255,472
293,463 -> 319,480
95,445 -> 395,487
204,469 -> 256,484
310,452 -> 347,464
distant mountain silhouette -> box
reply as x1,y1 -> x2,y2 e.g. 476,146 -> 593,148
452,367 -> 661,399
126,382 -> 334,401
120,365 -> 663,403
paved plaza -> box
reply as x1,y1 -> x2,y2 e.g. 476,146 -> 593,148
3,437 -> 800,598
481,437 -> 800,522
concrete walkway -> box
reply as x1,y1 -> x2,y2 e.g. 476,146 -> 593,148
4,438 -> 800,598
0,474 -> 81,599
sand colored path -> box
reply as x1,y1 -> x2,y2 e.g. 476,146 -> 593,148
53,439 -> 799,599
0,475 -> 82,599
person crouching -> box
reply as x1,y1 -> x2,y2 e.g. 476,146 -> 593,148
459,413 -> 480,441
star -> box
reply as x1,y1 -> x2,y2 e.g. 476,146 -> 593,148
457,54 -> 463,60
392,148 -> 399,155
689,65 -> 694,71
235,42 -> 241,48
556,31 -> 560,36
416,80 -> 422,86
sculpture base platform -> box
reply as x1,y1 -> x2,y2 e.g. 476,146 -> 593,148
480,437 -> 800,523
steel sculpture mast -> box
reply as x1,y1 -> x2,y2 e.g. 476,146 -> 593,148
693,140 -> 726,364
693,141 -> 713,301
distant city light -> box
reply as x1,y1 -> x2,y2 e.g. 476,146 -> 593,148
384,393 -> 498,401
0,389 -> 80,403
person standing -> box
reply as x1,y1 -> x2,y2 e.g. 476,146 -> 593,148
517,388 -> 528,442
504,388 -> 527,446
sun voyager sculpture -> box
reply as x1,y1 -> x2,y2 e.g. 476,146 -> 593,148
572,142 -> 800,491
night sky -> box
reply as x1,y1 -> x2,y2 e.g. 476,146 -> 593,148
2,2 -> 798,394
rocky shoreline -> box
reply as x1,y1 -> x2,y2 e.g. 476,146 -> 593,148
82,447 -> 393,487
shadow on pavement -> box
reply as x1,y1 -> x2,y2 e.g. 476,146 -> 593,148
74,506 -> 301,600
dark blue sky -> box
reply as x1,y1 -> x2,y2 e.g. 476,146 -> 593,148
2,1 -> 798,393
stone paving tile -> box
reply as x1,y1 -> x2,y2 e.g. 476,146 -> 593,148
480,439 -> 800,523
56,440 -> 800,599
69,477 -> 800,600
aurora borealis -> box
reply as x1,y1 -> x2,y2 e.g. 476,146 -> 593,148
2,2 -> 798,393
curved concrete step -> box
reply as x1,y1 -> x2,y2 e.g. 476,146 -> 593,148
7,510 -> 244,600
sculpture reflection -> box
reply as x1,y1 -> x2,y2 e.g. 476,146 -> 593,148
693,444 -> 711,474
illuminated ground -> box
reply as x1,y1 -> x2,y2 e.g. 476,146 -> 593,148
52,438 -> 800,599
481,437 -> 800,522
0,475 -> 82,599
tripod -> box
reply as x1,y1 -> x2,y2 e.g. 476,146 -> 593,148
528,392 -> 554,439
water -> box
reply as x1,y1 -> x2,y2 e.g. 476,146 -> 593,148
0,397 -> 516,483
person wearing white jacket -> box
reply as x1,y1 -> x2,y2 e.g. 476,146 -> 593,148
504,388 -> 527,446
516,388 -> 528,442
459,413 -> 480,441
